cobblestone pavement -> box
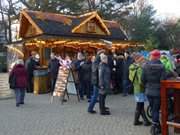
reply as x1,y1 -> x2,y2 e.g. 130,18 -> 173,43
0,93 -> 153,135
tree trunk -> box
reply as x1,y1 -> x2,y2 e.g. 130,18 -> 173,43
87,0 -> 92,11
0,0 -> 8,42
7,12 -> 12,43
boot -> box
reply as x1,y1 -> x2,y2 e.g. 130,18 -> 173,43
141,109 -> 151,126
156,123 -> 161,134
150,123 -> 161,135
99,94 -> 110,115
134,111 -> 143,126
100,110 -> 111,115
99,96 -> 102,111
150,125 -> 157,135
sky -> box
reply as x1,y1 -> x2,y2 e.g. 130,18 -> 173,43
1,0 -> 180,20
151,0 -> 180,19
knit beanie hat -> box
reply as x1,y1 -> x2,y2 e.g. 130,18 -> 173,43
150,49 -> 161,60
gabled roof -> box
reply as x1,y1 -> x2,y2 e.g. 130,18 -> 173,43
19,10 -> 127,41
72,11 -> 111,35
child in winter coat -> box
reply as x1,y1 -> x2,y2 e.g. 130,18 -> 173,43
129,54 -> 151,126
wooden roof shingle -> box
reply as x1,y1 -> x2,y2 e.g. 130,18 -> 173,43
19,10 -> 127,41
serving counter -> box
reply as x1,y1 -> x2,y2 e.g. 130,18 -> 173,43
33,67 -> 49,94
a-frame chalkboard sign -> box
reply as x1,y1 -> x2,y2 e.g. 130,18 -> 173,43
51,67 -> 79,104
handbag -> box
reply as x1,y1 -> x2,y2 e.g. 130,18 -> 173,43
129,66 -> 138,93
9,73 -> 16,89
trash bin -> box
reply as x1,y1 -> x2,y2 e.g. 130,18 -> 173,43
33,68 -> 48,94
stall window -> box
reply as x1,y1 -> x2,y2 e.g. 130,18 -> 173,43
87,21 -> 96,33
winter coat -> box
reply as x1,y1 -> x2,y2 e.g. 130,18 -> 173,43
80,60 -> 92,82
99,63 -> 111,94
123,56 -> 134,80
175,62 -> 180,76
141,60 -> 166,97
71,60 -> 80,84
10,64 -> 28,89
91,55 -> 101,86
129,63 -> 144,94
48,58 -> 60,79
25,57 -> 38,78
160,56 -> 173,72
74,59 -> 85,82
116,57 -> 124,81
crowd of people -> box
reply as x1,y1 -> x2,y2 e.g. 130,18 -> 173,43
8,48 -> 180,135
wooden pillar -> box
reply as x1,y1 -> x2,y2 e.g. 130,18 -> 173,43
161,83 -> 168,135
174,91 -> 180,133
38,44 -> 44,66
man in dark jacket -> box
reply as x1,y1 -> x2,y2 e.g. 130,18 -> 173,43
48,53 -> 60,94
9,59 -> 28,107
115,53 -> 124,94
81,57 -> 92,99
25,51 -> 39,93
142,49 -> 166,135
74,52 -> 85,100
88,49 -> 105,114
99,54 -> 111,115
123,51 -> 134,96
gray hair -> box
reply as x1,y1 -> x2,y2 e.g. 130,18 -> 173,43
77,52 -> 84,60
100,54 -> 108,63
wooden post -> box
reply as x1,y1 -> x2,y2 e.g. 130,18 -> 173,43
161,82 -> 168,135
174,91 -> 180,133
39,44 -> 44,66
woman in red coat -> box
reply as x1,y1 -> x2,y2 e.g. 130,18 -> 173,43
9,59 -> 28,107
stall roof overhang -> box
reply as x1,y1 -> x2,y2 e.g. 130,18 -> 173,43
19,10 -> 128,41
23,36 -> 143,50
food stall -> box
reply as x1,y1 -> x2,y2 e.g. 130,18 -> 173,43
18,9 -> 143,94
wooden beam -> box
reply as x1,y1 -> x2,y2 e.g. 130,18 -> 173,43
79,42 -> 91,45
35,40 -> 46,44
72,13 -> 96,33
95,14 -> 111,35
72,12 -> 111,35
167,122 -> 180,128
54,40 -> 67,45
77,11 -> 97,18
21,10 -> 44,35
66,41 -> 79,45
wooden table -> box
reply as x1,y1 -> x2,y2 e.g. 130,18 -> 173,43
161,80 -> 180,135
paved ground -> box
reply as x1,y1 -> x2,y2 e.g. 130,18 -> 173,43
0,73 -> 178,135
0,73 -> 14,99
0,93 -> 152,135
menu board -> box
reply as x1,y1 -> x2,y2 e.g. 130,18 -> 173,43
51,67 -> 80,104
53,67 -> 69,98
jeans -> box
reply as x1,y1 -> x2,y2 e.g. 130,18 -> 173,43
123,79 -> 132,95
147,96 -> 160,123
15,88 -> 25,104
81,80 -> 91,99
79,81 -> 85,99
88,86 -> 99,112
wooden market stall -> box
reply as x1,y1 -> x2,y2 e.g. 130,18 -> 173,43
19,9 -> 142,66
18,9 -> 142,94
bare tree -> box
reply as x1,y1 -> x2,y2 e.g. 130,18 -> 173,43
0,0 -> 8,42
